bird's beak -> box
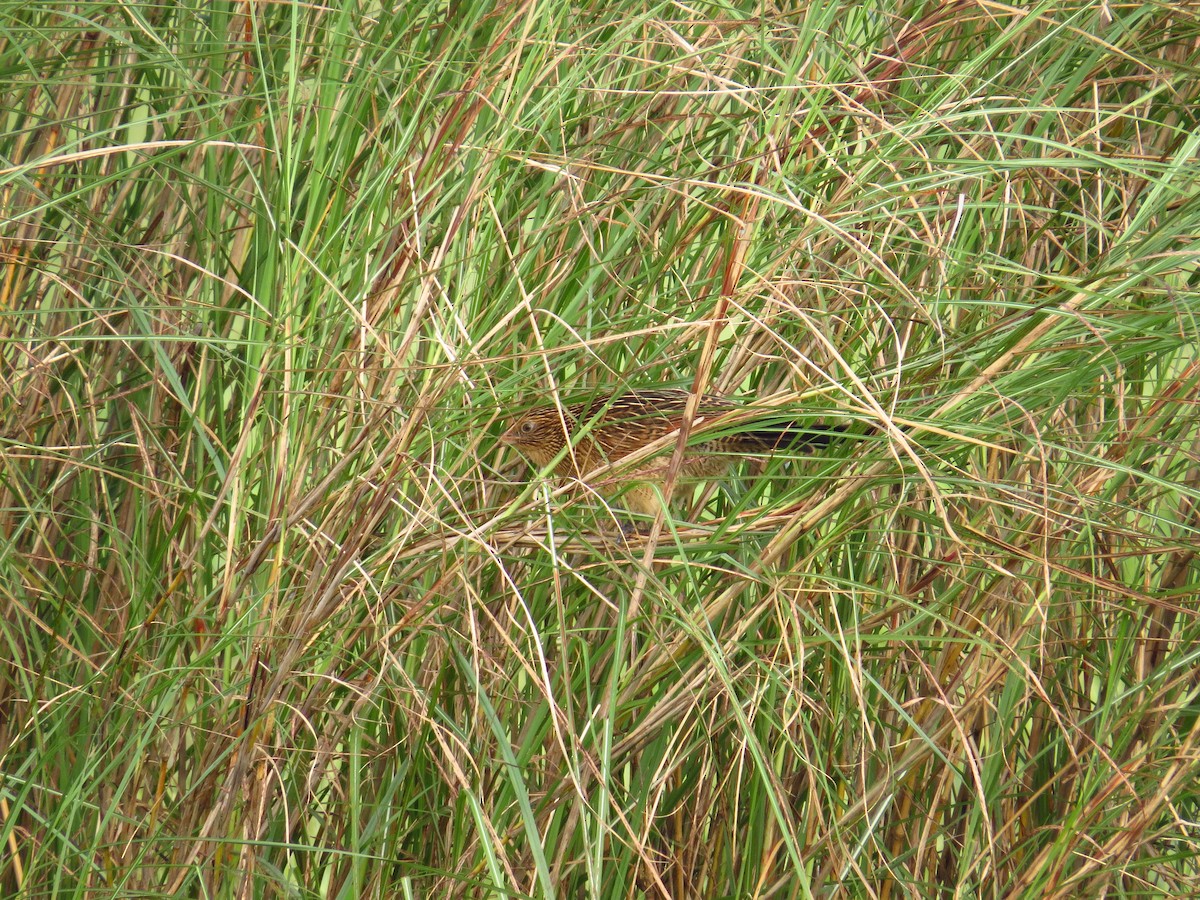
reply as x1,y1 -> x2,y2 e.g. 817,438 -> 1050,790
498,427 -> 517,445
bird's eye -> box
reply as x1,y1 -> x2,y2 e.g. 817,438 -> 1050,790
520,420 -> 537,434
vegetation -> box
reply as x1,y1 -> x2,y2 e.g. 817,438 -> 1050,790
2,1 -> 1199,896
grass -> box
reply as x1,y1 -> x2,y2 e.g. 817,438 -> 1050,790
2,0 -> 1200,897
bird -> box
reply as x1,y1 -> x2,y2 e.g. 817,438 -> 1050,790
500,388 -> 845,520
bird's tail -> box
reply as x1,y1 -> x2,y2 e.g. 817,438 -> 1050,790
739,422 -> 852,451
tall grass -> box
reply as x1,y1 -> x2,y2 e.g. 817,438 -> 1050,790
2,1 -> 1199,896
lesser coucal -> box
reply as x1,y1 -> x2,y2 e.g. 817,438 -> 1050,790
500,388 -> 844,518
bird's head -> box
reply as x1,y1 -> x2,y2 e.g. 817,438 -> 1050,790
500,408 -> 572,468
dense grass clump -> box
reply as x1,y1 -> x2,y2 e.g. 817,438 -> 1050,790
2,1 -> 1199,897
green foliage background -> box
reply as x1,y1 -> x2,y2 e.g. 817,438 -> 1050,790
2,1 -> 1199,897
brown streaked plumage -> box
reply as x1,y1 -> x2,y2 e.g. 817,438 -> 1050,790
500,388 -> 842,518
